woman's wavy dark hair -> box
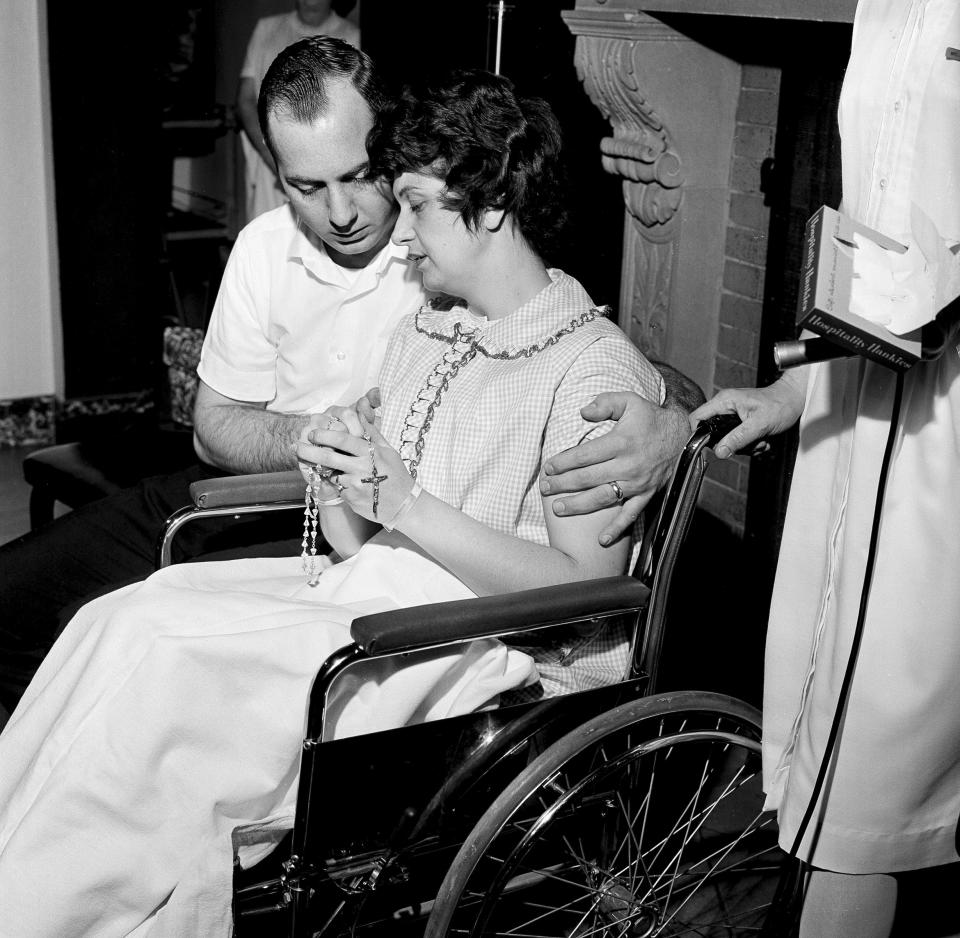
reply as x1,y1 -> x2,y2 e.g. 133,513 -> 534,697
370,70 -> 569,262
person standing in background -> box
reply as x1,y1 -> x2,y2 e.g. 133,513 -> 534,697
236,0 -> 360,223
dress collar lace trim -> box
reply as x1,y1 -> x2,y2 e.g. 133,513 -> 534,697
399,270 -> 608,479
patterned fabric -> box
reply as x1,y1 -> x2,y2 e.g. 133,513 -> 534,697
162,326 -> 204,427
377,269 -> 663,694
501,618 -> 634,704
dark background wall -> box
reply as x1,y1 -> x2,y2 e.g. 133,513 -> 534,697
46,2 -> 228,405
46,6 -> 169,400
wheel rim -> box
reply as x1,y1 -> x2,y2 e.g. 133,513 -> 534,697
442,712 -> 781,937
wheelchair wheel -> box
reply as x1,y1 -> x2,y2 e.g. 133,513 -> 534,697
426,690 -> 781,937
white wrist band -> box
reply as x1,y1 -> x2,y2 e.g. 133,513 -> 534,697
383,482 -> 422,532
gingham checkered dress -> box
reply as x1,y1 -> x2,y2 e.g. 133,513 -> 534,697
377,269 -> 664,695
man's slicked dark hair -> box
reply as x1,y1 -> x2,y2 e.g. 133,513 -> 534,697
370,70 -> 569,261
257,36 -> 388,155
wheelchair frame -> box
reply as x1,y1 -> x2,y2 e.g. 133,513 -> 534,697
161,415 -> 783,937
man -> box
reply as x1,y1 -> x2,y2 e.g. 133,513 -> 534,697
195,35 -> 417,474
236,0 -> 360,223
0,37 -> 696,717
0,38 -> 418,714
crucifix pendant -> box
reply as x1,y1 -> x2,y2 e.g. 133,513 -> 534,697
362,470 -> 388,517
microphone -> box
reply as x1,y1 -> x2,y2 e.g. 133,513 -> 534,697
773,337 -> 856,369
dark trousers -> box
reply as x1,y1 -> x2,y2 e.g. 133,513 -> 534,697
0,463 -> 300,712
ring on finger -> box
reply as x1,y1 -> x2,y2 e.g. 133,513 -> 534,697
608,480 -> 625,505
332,472 -> 345,494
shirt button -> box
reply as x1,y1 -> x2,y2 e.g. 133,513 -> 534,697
893,100 -> 902,112
879,177 -> 888,190
335,351 -> 347,361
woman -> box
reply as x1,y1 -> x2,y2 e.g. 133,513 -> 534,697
694,1 -> 960,934
0,71 -> 663,936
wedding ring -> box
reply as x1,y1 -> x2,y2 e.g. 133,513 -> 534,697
331,473 -> 345,494
609,480 -> 625,505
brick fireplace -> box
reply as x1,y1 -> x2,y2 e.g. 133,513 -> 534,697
563,0 -> 855,545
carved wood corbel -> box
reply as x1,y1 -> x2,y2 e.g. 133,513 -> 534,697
564,13 -> 685,358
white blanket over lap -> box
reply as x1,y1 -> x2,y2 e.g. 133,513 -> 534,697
0,532 -> 536,938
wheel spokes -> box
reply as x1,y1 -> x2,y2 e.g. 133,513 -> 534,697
446,718 -> 780,938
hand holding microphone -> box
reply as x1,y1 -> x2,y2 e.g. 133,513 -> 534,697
774,290 -> 960,370
773,337 -> 855,369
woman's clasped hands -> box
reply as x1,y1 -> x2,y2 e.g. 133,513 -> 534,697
295,402 -> 417,526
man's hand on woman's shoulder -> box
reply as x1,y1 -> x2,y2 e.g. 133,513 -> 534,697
539,391 -> 692,546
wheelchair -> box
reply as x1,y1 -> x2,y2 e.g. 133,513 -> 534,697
158,414 -> 783,937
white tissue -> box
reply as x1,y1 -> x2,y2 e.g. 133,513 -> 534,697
845,233 -> 936,335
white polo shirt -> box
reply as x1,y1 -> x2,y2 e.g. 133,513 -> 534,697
198,203 -> 426,414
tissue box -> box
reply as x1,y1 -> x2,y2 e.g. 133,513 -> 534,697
797,205 -> 922,371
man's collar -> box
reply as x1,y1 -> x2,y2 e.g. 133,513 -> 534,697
372,239 -> 414,279
287,221 -> 412,284
286,220 -> 324,268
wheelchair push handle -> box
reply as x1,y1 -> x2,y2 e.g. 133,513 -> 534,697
690,412 -> 743,454
646,410 -> 743,576
637,411 -> 742,691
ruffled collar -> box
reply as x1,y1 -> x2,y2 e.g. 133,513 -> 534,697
413,269 -> 608,356
398,270 -> 608,480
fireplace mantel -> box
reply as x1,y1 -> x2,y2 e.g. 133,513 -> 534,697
562,0 -> 853,391
563,0 -> 853,529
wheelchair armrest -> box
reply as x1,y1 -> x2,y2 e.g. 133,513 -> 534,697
188,470 -> 305,508
350,576 -> 650,655
156,470 -> 306,568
